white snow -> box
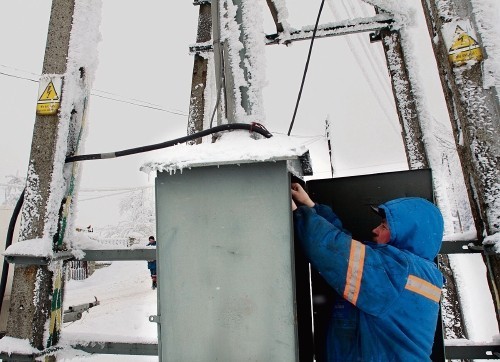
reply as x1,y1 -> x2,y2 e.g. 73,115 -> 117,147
141,132 -> 309,174
0,336 -> 40,357
57,261 -> 158,361
61,261 -> 157,344
2,237 -> 53,258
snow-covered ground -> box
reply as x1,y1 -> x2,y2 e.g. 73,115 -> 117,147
59,261 -> 158,361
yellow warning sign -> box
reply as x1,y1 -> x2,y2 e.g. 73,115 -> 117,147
448,26 -> 483,66
38,81 -> 59,102
36,78 -> 62,116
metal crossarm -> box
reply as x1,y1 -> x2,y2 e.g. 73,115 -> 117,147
4,249 -> 156,265
439,240 -> 494,254
189,14 -> 394,54
445,343 -> 500,359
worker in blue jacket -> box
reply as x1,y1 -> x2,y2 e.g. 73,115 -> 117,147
291,183 -> 444,361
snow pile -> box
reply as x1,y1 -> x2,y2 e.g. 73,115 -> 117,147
141,132 -> 309,174
3,237 -> 53,258
0,336 -> 40,357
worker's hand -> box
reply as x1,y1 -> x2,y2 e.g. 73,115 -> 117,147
291,183 -> 315,208
292,198 -> 297,211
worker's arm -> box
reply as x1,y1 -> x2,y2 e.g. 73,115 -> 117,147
291,182 -> 346,230
293,206 -> 406,316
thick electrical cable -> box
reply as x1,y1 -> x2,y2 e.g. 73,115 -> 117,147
287,0 -> 326,136
0,188 -> 25,314
65,123 -> 272,163
1,123 -> 272,307
210,45 -> 226,129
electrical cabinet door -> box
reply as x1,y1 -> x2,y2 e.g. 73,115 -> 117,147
294,169 -> 444,361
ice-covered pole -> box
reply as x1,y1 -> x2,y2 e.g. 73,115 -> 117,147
212,0 -> 266,125
5,0 -> 101,352
420,0 -> 500,327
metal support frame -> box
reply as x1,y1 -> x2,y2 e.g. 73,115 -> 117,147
0,343 -> 158,361
445,344 -> 500,359
3,342 -> 500,360
190,14 -> 394,54
4,249 -> 156,265
3,240 -> 492,266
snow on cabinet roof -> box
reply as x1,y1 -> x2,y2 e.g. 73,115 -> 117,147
141,132 -> 310,174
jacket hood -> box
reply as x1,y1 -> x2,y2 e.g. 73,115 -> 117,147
378,197 -> 443,260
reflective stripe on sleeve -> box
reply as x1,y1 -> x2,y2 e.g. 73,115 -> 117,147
343,240 -> 366,305
405,275 -> 441,303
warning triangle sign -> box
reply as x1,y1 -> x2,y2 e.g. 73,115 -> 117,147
449,26 -> 479,51
38,81 -> 60,102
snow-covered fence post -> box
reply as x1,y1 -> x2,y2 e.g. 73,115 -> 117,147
5,0 -> 101,354
420,0 -> 500,326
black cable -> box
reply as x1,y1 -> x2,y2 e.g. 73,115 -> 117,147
287,0 -> 326,136
0,188 -> 25,315
1,122 -> 272,309
65,123 -> 272,163
210,44 -> 225,129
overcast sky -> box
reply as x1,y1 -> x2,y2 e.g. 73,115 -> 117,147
0,0 -> 449,227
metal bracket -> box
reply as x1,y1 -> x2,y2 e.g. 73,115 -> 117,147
439,240 -> 497,255
4,250 -> 74,265
149,315 -> 160,324
369,31 -> 382,43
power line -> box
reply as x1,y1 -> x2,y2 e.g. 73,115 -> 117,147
325,0 -> 400,136
91,93 -> 188,116
78,190 -> 137,202
0,71 -> 38,83
0,65 -> 188,116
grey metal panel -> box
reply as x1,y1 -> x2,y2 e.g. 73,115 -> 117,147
79,249 -> 156,261
4,249 -> 156,264
73,342 -> 158,356
155,161 -> 298,361
444,344 -> 500,359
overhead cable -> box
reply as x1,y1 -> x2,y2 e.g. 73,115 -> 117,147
287,0 -> 326,136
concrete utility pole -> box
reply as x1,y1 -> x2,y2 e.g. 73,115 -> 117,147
375,9 -> 429,170
187,1 -> 212,142
420,0 -> 500,326
6,0 -> 98,353
373,6 -> 467,339
211,0 -> 264,124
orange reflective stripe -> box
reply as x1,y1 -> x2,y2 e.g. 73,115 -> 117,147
405,275 -> 441,303
343,240 -> 365,305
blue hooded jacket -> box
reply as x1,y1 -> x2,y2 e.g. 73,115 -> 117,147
294,197 -> 444,361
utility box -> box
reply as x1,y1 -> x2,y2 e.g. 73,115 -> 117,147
154,159 -> 301,361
